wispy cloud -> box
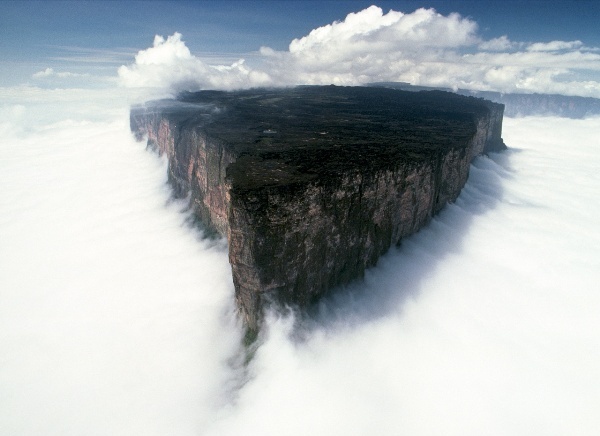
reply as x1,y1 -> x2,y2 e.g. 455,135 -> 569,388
32,67 -> 89,79
527,40 -> 584,52
46,45 -> 137,65
478,35 -> 518,51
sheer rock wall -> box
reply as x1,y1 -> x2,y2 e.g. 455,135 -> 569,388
130,86 -> 505,330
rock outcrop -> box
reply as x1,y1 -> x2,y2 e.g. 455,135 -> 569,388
130,86 -> 505,330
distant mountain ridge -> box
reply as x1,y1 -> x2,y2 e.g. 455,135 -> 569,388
369,82 -> 600,118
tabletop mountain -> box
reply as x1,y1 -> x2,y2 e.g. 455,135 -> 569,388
130,86 -> 505,331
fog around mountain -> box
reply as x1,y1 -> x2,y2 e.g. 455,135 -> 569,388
2,3 -> 600,435
2,83 -> 599,436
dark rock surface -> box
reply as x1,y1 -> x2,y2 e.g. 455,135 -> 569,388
370,82 -> 600,118
130,85 -> 506,330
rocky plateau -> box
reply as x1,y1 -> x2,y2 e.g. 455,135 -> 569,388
130,85 -> 506,331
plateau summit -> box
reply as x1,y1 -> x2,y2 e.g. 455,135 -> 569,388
130,85 -> 505,330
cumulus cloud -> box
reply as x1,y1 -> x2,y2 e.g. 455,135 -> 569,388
275,6 -> 479,86
118,33 -> 272,95
289,6 -> 477,55
118,6 -> 600,98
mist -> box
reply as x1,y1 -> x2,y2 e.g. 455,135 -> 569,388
2,87 -> 599,435
0,99 -> 243,436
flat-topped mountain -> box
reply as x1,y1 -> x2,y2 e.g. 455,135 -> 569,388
130,86 -> 505,331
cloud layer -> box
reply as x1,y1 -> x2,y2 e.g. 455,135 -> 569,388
118,6 -> 600,98
3,4 -> 600,435
2,93 -> 599,434
0,103 -> 243,436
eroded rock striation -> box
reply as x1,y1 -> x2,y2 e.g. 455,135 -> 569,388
130,86 -> 505,330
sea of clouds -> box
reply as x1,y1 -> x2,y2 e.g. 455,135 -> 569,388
2,5 -> 600,436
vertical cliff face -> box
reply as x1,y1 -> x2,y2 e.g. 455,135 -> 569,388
130,86 -> 505,330
227,164 -> 437,327
131,105 -> 235,235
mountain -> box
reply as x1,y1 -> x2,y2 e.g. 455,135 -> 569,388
130,85 -> 505,331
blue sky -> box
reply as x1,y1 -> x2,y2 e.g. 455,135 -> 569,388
2,1 -> 600,96
4,1 -> 600,55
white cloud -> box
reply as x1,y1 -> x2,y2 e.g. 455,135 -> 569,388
32,67 -> 55,78
32,67 -> 89,79
118,33 -> 272,97
479,35 -> 515,51
288,6 -> 478,56
0,101 -> 242,436
4,26 -> 600,434
527,40 -> 584,52
286,5 -> 467,70
0,85 -> 132,126
274,6 -> 479,86
118,6 -> 600,98
5,4 -> 600,434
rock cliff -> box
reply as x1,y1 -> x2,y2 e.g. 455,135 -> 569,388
130,86 -> 505,330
